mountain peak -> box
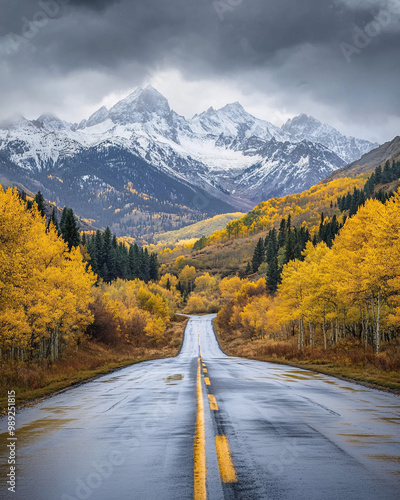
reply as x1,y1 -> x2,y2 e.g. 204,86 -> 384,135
36,113 -> 70,131
108,86 -> 171,124
221,102 -> 246,113
283,113 -> 321,130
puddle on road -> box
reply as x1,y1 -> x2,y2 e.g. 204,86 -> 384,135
0,418 -> 76,447
373,417 -> 400,425
289,370 -> 321,377
280,374 -> 310,381
280,370 -> 324,381
164,374 -> 184,385
337,433 -> 394,444
366,454 -> 400,464
39,406 -> 80,415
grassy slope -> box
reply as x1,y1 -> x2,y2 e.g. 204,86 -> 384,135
0,317 -> 188,413
154,212 -> 244,245
161,177 -> 365,275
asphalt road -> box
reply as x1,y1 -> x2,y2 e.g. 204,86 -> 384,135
1,315 -> 399,500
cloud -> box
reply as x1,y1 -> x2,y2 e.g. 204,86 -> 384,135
0,0 -> 399,142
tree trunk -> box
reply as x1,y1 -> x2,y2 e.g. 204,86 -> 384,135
335,318 -> 339,344
376,292 -> 381,354
322,315 -> 327,350
309,322 -> 313,349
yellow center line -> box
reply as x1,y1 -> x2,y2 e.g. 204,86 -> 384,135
194,358 -> 207,500
208,394 -> 219,411
203,368 -> 207,374
215,435 -> 237,483
204,377 -> 211,386
198,330 -> 202,358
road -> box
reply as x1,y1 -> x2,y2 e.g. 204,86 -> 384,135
1,315 -> 399,500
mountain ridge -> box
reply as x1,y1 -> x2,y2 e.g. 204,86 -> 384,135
0,86 -> 379,238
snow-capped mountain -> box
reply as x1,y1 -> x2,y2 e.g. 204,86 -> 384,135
282,114 -> 375,165
0,85 -> 378,233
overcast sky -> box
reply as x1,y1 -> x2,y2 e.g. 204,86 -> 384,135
0,0 -> 399,143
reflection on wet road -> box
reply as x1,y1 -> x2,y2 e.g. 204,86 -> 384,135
0,315 -> 399,499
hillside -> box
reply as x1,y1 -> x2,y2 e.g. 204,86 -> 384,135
159,177 -> 365,275
0,181 -> 98,233
162,143 -> 400,276
323,136 -> 400,182
153,212 -> 244,245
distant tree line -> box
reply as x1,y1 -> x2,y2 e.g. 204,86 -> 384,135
337,160 -> 399,216
20,190 -> 159,284
84,228 -> 159,283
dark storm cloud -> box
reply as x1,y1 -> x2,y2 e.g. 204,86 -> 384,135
1,0 -> 399,141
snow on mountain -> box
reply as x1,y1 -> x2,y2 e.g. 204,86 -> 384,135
233,139 -> 346,201
282,113 -> 378,164
0,85 -> 378,218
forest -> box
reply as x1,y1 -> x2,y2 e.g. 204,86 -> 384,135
0,188 -> 170,366
1,159 -> 400,398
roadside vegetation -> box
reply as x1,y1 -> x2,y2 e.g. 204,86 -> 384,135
161,160 -> 400,391
0,187 -> 186,410
1,158 -> 400,407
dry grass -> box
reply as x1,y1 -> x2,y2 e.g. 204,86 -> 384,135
0,317 -> 188,413
215,322 -> 400,393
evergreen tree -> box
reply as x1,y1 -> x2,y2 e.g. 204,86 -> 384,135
34,191 -> 46,218
47,208 -> 60,234
252,238 -> 265,272
266,233 -> 278,263
61,208 -> 80,250
278,218 -> 287,248
284,231 -> 296,264
375,165 -> 382,184
60,207 -> 68,236
101,263 -> 110,283
141,248 -> 151,282
129,244 -> 140,279
266,255 -> 280,293
149,253 -> 159,281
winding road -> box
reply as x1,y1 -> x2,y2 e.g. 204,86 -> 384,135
1,315 -> 399,499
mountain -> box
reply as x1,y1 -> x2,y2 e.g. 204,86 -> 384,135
0,85 -> 378,238
323,136 -> 400,182
281,114 -> 375,164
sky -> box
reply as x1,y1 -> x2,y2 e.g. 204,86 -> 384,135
0,0 -> 399,143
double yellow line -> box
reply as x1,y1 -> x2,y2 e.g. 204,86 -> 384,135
194,357 -> 207,500
194,343 -> 237,499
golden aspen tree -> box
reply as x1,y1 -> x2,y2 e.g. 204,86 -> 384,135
0,187 -> 96,360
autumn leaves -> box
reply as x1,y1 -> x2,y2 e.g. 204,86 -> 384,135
0,187 -> 95,360
217,192 -> 400,354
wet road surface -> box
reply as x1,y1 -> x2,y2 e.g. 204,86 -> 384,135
1,315 -> 399,499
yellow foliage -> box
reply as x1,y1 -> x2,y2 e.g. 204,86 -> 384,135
0,187 -> 96,355
208,177 -> 365,244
